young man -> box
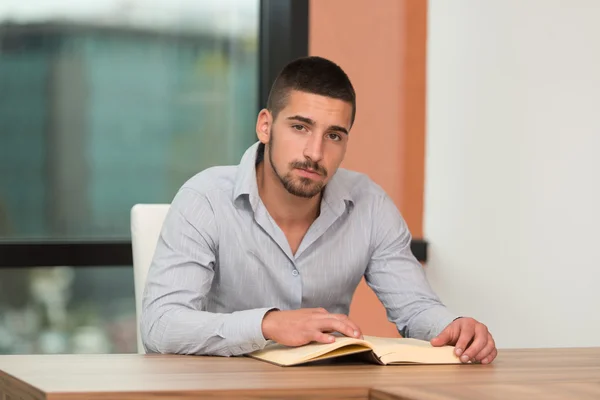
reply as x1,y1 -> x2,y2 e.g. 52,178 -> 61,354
141,57 -> 497,364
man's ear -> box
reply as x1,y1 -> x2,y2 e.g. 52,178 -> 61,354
255,109 -> 272,144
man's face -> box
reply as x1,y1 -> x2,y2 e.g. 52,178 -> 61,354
262,90 -> 352,198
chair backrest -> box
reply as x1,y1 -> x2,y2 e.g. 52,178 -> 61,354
130,204 -> 170,354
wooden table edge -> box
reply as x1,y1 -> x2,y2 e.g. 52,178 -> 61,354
1,369 -> 47,400
41,387 -> 371,400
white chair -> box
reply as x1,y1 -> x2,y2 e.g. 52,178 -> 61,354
130,204 -> 170,354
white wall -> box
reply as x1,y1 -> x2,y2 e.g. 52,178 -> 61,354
425,0 -> 600,349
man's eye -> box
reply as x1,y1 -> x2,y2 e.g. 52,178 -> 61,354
328,133 -> 341,141
292,125 -> 305,131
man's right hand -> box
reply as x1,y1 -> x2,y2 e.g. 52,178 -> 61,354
261,308 -> 363,347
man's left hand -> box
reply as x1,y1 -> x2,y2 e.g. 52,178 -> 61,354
430,317 -> 497,364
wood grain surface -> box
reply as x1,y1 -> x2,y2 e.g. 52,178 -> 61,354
371,381 -> 600,400
1,348 -> 599,399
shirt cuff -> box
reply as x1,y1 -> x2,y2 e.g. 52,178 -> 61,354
220,307 -> 277,355
410,306 -> 460,341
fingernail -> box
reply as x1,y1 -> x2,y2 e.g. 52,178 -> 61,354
482,358 -> 489,364
354,330 -> 359,337
461,355 -> 470,363
455,348 -> 463,356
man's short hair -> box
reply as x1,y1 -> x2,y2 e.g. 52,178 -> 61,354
266,56 -> 356,126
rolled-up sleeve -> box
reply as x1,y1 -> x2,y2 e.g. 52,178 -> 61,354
365,194 -> 458,340
141,188 -> 273,356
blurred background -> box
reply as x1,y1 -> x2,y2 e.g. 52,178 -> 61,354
0,0 -> 266,354
1,0 -> 599,354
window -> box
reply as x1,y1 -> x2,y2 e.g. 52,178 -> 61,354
0,0 -> 309,354
0,0 -> 260,239
0,267 -> 134,354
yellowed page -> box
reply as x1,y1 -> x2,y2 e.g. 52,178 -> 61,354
363,335 -> 460,364
248,337 -> 373,366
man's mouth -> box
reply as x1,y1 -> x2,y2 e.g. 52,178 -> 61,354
296,168 -> 321,177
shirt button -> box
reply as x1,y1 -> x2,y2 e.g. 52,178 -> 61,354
252,344 -> 259,350
292,269 -> 299,276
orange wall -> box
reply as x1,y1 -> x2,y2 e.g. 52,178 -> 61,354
309,0 -> 428,337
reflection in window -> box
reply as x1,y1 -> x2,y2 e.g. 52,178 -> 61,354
0,0 -> 259,239
0,267 -> 135,354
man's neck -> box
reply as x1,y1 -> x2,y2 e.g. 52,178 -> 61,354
256,161 -> 321,228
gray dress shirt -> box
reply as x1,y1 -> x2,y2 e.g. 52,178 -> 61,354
141,142 -> 457,356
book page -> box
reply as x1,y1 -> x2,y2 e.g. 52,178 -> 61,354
362,336 -> 459,364
380,345 -> 460,364
363,336 -> 434,354
248,337 -> 373,366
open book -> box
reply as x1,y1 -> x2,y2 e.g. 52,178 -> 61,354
248,335 -> 460,366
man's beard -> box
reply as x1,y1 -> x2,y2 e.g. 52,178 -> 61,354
268,130 -> 328,199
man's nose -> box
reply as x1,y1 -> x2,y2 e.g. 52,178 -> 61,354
303,134 -> 324,164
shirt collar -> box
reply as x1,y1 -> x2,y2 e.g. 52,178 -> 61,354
233,141 -> 262,211
233,141 -> 354,215
321,168 -> 354,217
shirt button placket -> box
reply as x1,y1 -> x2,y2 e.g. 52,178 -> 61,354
290,263 -> 302,309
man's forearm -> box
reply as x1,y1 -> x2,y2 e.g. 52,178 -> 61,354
141,306 -> 274,356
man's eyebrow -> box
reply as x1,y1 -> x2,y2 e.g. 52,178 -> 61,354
328,125 -> 349,135
287,115 -> 315,125
287,115 -> 349,135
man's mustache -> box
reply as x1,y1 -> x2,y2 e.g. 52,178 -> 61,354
290,160 -> 328,177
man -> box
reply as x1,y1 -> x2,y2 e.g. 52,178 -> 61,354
141,56 -> 497,364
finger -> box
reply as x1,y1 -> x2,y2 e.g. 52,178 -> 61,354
312,307 -> 329,314
474,333 -> 495,362
482,347 -> 498,365
316,318 -> 357,339
461,324 -> 489,363
312,331 -> 336,344
430,326 -> 454,347
329,314 -> 362,338
454,323 -> 475,361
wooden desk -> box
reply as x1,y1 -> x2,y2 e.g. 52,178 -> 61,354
1,348 -> 599,399
372,382 -> 600,400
